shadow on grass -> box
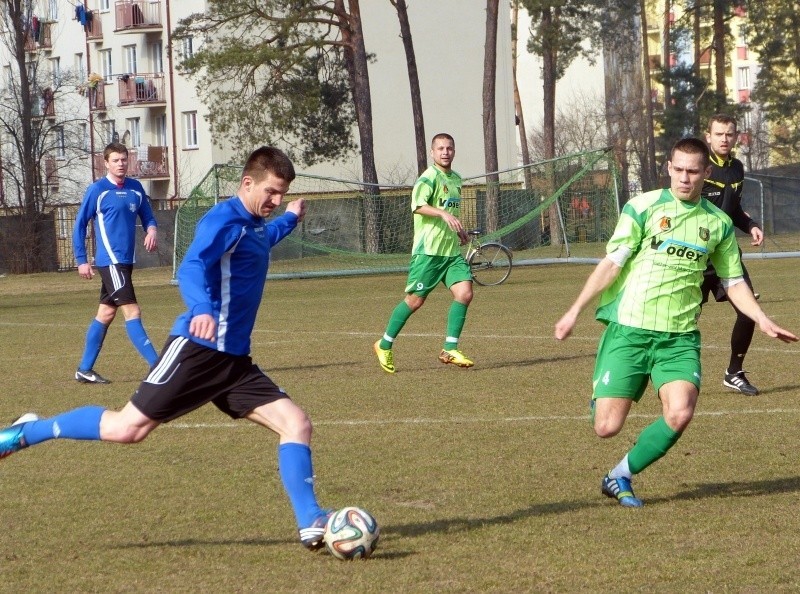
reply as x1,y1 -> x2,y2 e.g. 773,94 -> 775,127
108,477 -> 800,552
648,475 -> 800,504
751,383 -> 800,396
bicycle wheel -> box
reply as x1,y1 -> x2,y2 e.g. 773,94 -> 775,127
468,242 -> 512,286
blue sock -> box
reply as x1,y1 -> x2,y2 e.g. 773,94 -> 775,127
278,443 -> 323,529
79,320 -> 108,371
125,318 -> 158,366
22,406 -> 105,446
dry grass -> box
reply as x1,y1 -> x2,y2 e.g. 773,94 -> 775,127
1,260 -> 799,592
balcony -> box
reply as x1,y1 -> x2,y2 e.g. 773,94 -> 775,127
738,88 -> 750,103
86,11 -> 103,42
115,1 -> 162,33
92,146 -> 170,180
129,145 -> 170,179
118,73 -> 166,107
89,85 -> 107,112
24,22 -> 53,52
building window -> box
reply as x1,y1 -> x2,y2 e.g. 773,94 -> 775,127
156,113 -> 167,146
182,37 -> 194,59
150,41 -> 163,73
126,117 -> 141,147
104,120 -> 116,145
74,53 -> 85,82
99,0 -> 110,11
99,49 -> 113,82
46,0 -> 58,21
742,111 -> 752,131
738,67 -> 750,90
54,126 -> 66,159
124,45 -> 137,75
50,57 -> 60,86
3,65 -> 12,90
183,111 -> 198,148
80,123 -> 89,152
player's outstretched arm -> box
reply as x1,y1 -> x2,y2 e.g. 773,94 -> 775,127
726,281 -> 798,343
554,257 -> 621,340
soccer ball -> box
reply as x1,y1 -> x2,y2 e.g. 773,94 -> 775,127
323,506 -> 380,560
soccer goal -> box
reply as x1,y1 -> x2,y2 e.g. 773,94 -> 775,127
172,148 -> 621,281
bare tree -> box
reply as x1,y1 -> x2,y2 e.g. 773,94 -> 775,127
389,0 -> 426,176
0,2 -> 90,272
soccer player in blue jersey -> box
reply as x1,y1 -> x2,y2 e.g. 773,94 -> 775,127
73,142 -> 159,384
1,147 -> 333,550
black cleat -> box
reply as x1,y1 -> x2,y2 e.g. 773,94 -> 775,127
723,370 -> 758,396
75,369 -> 111,384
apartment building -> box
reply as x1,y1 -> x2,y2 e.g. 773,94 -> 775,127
644,3 -> 758,141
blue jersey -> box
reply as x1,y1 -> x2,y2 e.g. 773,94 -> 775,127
73,176 -> 157,266
171,197 -> 299,356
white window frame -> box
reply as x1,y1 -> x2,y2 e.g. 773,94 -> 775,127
183,111 -> 198,148
55,126 -> 66,159
50,57 -> 60,87
99,0 -> 110,12
104,120 -> 116,145
80,122 -> 89,152
124,45 -> 137,75
126,117 -> 141,147
47,0 -> 58,21
156,113 -> 167,147
100,49 -> 113,82
738,67 -> 750,90
182,37 -> 194,59
150,41 -> 163,73
74,53 -> 85,83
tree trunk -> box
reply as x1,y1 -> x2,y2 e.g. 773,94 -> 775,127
713,0 -> 726,108
336,0 -> 382,253
692,1 -> 702,132
541,6 -> 563,245
511,1 -> 533,191
391,0 -> 426,176
662,0 -> 671,110
483,0 -> 500,234
639,0 -> 659,190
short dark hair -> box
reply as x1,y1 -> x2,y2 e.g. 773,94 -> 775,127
671,137 -> 710,168
707,113 -> 738,132
431,133 -> 454,148
242,146 -> 296,183
103,142 -> 129,161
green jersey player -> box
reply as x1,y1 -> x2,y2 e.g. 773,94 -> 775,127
374,133 -> 474,373
554,137 -> 797,507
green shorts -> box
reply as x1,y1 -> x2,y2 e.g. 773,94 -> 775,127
592,322 -> 701,401
404,254 -> 472,297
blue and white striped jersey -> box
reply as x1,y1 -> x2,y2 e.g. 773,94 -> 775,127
171,197 -> 299,355
73,175 -> 157,266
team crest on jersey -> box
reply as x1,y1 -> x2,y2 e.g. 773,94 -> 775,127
699,227 -> 709,241
129,203 -> 137,213
659,216 -> 671,231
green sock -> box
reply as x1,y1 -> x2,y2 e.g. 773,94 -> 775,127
443,301 -> 469,350
627,416 -> 682,475
380,301 -> 413,350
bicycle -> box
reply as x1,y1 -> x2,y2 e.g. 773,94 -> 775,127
465,230 -> 512,286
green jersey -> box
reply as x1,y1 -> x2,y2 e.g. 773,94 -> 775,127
597,188 -> 743,332
411,165 -> 462,257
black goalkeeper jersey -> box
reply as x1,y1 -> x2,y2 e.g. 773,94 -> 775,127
701,151 -> 756,234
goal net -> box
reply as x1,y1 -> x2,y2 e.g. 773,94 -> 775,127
172,148 -> 621,280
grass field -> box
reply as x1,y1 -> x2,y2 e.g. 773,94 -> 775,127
1,260 -> 799,592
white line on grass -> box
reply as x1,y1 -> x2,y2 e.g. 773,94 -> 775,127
166,407 -> 800,429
